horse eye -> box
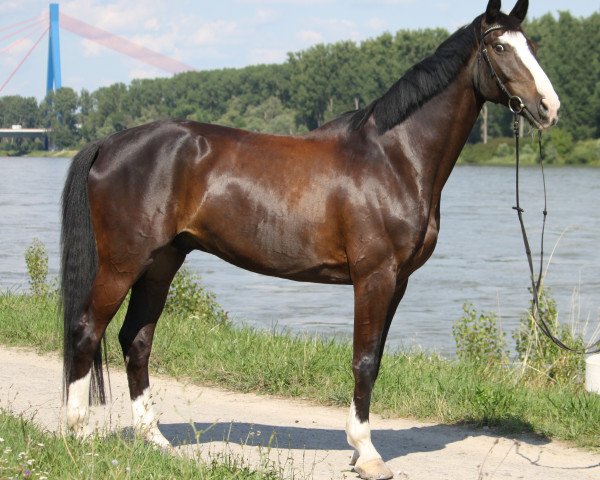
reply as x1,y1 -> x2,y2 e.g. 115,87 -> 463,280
494,44 -> 505,53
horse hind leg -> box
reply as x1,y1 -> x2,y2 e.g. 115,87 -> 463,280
118,245 -> 185,449
65,266 -> 135,438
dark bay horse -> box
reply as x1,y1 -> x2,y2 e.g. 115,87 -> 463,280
61,1 -> 559,478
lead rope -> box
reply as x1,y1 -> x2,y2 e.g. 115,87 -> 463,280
512,114 -> 600,354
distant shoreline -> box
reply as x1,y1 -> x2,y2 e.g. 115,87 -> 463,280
1,136 -> 598,166
0,150 -> 77,158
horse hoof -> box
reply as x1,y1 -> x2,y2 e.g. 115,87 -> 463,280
72,428 -> 92,441
350,450 -> 359,466
354,458 -> 394,480
67,421 -> 92,441
139,426 -> 172,451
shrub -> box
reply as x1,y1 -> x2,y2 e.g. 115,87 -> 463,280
453,304 -> 508,365
493,142 -> 511,158
164,268 -> 229,325
513,286 -> 585,384
24,239 -> 49,297
568,139 -> 600,165
545,128 -> 574,157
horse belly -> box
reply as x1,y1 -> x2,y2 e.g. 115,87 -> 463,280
186,185 -> 351,284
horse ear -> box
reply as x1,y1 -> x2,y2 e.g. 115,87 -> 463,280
485,0 -> 502,23
509,0 -> 529,23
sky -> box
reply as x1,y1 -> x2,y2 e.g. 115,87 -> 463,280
1,1 -> 598,100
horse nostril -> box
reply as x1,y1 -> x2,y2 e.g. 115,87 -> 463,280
539,98 -> 550,118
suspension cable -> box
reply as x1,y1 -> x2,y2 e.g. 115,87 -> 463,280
0,27 -> 49,95
0,14 -> 46,34
0,17 -> 46,43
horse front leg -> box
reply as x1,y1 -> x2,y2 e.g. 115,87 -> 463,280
346,268 -> 399,480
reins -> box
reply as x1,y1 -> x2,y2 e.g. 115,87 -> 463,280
481,25 -> 600,355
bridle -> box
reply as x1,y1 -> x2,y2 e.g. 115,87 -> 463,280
478,25 -> 543,129
479,24 -> 600,355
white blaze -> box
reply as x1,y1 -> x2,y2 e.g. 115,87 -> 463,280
500,31 -> 560,120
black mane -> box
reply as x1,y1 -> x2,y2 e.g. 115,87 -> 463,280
349,17 -> 483,133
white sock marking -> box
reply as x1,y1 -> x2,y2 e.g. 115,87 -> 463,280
66,370 -> 91,437
131,387 -> 170,448
345,401 -> 381,464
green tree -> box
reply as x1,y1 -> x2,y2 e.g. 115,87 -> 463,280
40,87 -> 81,149
88,83 -> 132,137
0,95 -> 39,127
244,97 -> 303,134
288,44 -> 335,129
0,96 -> 41,153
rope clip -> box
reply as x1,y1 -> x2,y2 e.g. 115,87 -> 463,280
508,95 -> 525,114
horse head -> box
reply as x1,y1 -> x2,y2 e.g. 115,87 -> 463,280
477,0 -> 560,129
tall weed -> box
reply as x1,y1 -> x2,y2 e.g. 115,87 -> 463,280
164,267 -> 229,325
514,286 -> 585,384
453,304 -> 508,365
24,238 -> 50,297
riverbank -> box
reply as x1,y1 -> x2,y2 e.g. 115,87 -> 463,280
458,136 -> 600,166
1,291 -> 599,451
0,149 -> 78,158
0,149 -> 77,158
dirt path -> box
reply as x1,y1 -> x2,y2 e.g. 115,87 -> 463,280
1,345 -> 599,480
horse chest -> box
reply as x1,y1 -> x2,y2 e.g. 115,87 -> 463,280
385,205 -> 439,275
407,212 -> 440,272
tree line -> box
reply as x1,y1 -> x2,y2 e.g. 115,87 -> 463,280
1,11 -> 597,153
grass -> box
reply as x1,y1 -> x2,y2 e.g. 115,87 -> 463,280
1,292 -> 600,451
0,409 -> 276,479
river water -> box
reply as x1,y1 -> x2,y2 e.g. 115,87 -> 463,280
1,156 -> 599,356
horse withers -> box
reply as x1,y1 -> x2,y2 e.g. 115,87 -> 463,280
61,1 -> 558,478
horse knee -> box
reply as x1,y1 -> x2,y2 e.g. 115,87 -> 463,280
352,354 -> 378,386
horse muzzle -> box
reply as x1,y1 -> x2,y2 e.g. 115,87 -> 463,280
533,95 -> 560,130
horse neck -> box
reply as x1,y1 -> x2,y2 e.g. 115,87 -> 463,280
382,56 -> 483,201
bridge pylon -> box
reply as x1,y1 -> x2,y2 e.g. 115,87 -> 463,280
46,3 -> 62,95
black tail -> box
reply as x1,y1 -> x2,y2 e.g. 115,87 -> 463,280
60,140 -> 105,404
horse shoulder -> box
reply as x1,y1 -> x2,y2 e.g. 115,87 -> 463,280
339,172 -> 430,276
